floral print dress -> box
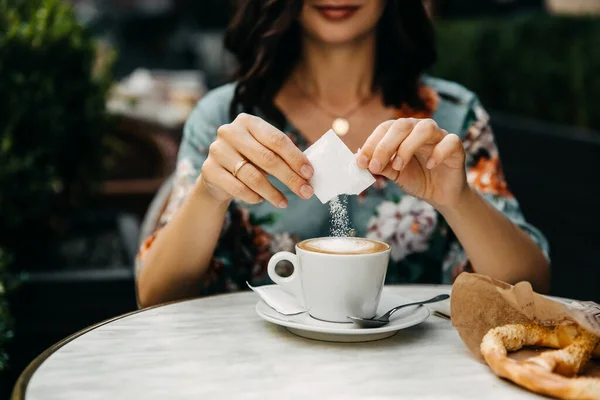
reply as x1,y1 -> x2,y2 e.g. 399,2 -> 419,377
136,76 -> 549,296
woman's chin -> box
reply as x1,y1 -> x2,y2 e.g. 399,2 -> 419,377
303,26 -> 374,46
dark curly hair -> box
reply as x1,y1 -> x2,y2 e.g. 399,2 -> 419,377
224,0 -> 436,128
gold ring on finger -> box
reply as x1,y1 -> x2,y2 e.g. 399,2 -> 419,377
232,159 -> 250,178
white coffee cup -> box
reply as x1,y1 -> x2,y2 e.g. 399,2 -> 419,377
267,237 -> 391,323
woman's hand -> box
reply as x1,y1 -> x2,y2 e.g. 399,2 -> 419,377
199,113 -> 314,208
357,118 -> 468,209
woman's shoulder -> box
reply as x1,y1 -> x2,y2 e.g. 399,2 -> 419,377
422,75 -> 477,106
422,75 -> 481,138
189,82 -> 237,125
182,82 -> 237,146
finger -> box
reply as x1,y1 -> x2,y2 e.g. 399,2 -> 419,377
236,161 -> 290,208
369,118 -> 418,174
208,140 -> 241,174
201,159 -> 263,205
356,120 -> 394,169
377,162 -> 400,184
425,133 -> 464,169
396,119 -> 445,170
219,122 -> 313,200
233,113 -> 313,179
209,140 -> 288,207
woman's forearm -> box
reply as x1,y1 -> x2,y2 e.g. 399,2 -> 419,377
439,187 -> 550,293
137,178 -> 230,307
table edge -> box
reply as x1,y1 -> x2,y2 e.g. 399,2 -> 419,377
10,295 -> 195,400
11,284 -> 450,400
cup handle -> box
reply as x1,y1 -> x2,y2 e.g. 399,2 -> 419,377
267,251 -> 305,308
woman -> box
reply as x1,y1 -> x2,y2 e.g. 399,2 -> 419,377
136,0 -> 550,308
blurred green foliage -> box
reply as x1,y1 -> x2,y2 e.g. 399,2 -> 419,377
0,249 -> 12,372
433,14 -> 600,131
0,0 -> 114,267
0,0 -> 114,369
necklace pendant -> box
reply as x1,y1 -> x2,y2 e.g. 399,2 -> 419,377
332,118 -> 349,136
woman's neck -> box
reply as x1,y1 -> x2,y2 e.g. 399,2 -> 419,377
294,33 -> 376,108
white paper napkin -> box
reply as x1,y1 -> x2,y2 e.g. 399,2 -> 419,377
428,298 -> 451,318
304,129 -> 376,203
247,283 -> 306,315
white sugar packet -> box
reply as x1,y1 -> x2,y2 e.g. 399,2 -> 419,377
304,130 -> 376,203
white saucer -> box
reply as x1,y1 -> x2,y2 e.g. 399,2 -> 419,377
255,289 -> 430,343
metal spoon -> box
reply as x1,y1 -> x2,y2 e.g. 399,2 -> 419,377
347,294 -> 450,328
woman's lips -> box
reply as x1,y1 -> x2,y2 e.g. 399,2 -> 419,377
314,5 -> 360,21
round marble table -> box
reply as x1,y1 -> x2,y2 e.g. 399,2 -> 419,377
14,284 -> 546,400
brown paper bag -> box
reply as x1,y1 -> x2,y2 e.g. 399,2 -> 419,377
451,272 -> 600,362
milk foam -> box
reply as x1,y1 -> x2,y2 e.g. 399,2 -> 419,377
308,238 -> 378,253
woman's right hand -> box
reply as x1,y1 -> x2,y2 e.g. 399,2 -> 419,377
199,113 -> 314,208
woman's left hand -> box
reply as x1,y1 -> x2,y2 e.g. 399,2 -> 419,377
357,118 -> 468,209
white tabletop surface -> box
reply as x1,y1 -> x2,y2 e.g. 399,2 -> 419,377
22,284 -> 546,400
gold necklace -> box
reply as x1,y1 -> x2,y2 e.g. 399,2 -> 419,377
292,77 -> 375,136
